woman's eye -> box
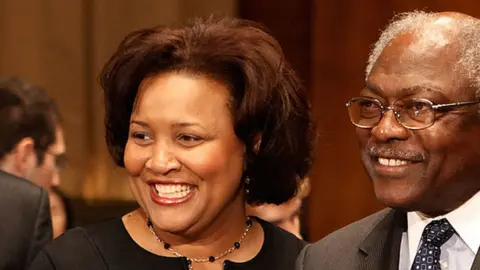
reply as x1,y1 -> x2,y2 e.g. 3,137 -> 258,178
178,134 -> 203,146
131,132 -> 152,141
180,135 -> 200,141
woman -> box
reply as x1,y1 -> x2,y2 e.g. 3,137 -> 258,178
29,16 -> 315,270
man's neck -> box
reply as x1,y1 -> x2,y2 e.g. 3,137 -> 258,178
0,159 -> 23,179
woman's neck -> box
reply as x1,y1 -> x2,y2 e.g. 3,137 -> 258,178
155,213 -> 249,258
138,194 -> 261,261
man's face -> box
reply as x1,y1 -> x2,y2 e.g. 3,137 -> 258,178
247,198 -> 303,239
357,32 -> 480,216
30,126 -> 66,189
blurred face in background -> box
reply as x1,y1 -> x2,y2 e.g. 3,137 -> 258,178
247,198 -> 303,239
0,126 -> 66,188
31,126 -> 66,189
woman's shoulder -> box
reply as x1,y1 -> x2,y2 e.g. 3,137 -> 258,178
53,217 -> 126,248
253,218 -> 306,268
232,217 -> 306,270
29,218 -> 125,269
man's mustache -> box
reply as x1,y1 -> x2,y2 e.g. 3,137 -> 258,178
366,146 -> 427,162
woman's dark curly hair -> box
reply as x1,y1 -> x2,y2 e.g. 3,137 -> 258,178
99,16 -> 316,205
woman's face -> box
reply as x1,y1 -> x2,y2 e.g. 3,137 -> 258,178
124,71 -> 246,235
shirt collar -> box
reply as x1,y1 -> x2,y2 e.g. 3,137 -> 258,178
407,190 -> 480,263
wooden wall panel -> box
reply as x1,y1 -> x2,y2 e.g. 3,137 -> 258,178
239,0 -> 313,92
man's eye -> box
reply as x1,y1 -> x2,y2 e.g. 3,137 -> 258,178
411,102 -> 429,111
55,155 -> 67,170
405,101 -> 431,116
359,101 -> 377,108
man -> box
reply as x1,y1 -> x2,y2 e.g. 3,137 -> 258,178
297,11 -> 480,270
0,77 -> 66,269
0,78 -> 66,189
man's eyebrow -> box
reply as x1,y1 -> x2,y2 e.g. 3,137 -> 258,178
363,82 -> 443,96
397,85 -> 443,95
363,81 -> 382,95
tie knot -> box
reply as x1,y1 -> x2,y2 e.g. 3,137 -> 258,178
421,218 -> 455,247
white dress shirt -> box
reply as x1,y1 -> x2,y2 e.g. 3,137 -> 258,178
398,190 -> 480,270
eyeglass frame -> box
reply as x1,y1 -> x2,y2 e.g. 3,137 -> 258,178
345,97 -> 480,130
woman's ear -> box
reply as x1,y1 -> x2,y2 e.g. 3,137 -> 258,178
244,133 -> 262,171
253,133 -> 262,154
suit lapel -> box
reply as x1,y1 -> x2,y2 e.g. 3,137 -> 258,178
470,247 -> 480,270
358,209 -> 406,270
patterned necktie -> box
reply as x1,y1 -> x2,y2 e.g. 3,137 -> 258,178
411,218 -> 455,270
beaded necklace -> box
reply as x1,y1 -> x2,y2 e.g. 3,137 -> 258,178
146,217 -> 253,270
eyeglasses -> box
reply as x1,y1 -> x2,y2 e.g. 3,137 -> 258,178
345,97 -> 480,130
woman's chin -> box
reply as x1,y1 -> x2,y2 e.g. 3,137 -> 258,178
146,207 -> 204,236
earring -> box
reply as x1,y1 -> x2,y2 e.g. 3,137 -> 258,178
245,176 -> 251,194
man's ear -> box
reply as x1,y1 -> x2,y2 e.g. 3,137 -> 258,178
253,133 -> 263,154
11,137 -> 37,176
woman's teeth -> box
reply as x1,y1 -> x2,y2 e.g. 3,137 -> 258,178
154,184 -> 192,198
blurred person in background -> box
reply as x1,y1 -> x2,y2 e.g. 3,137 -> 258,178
247,178 -> 310,239
0,78 -> 66,191
0,76 -> 64,268
29,16 -> 315,270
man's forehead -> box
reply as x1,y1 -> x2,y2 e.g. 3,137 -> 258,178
388,28 -> 457,57
371,30 -> 460,80
367,47 -> 461,98
409,19 -> 459,54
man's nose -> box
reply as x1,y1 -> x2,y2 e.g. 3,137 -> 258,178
371,110 -> 409,142
51,172 -> 60,188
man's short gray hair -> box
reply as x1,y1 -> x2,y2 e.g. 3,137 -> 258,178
365,11 -> 480,91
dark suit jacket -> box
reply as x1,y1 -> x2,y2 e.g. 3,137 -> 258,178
296,208 -> 480,270
0,170 -> 52,270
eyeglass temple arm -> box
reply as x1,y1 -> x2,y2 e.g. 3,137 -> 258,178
432,100 -> 480,109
